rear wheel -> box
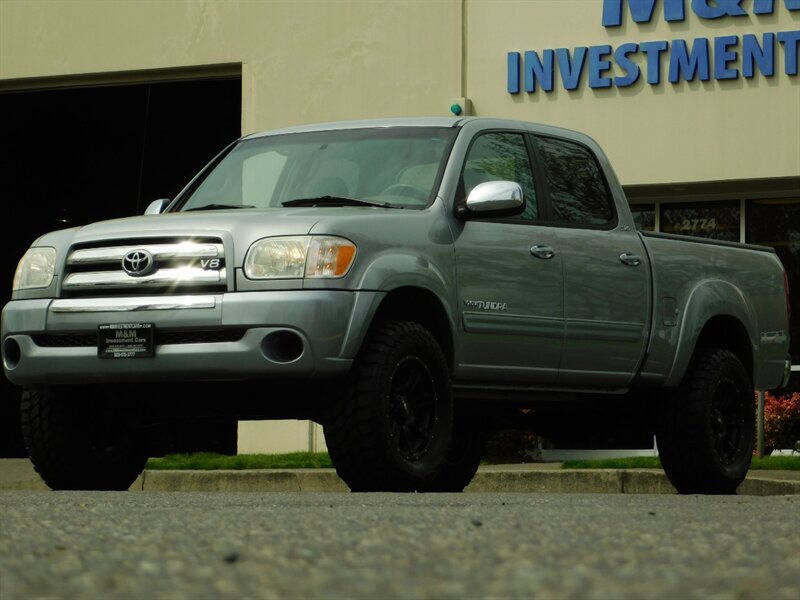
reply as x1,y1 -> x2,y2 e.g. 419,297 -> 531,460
657,348 -> 754,494
324,320 -> 453,492
21,386 -> 148,490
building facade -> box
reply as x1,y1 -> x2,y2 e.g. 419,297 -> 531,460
1,0 -> 798,453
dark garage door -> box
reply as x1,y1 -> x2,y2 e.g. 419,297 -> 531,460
0,76 -> 242,456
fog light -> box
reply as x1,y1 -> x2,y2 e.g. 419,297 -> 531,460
2,337 -> 21,370
261,330 -> 304,363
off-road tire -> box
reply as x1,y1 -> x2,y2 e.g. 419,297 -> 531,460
20,386 -> 148,490
657,348 -> 754,494
324,320 -> 453,492
421,408 -> 485,492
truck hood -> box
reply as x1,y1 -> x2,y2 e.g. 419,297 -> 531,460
34,205 -> 424,265
70,209 -> 324,241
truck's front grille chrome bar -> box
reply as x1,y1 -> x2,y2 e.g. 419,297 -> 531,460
50,296 -> 217,313
63,268 -> 226,289
68,243 -> 223,264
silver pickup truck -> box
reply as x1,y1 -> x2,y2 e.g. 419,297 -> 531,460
1,118 -> 792,494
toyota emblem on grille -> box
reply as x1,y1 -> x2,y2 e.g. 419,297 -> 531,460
122,249 -> 155,277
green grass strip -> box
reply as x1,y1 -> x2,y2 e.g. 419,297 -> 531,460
750,456 -> 800,470
561,455 -> 800,471
146,452 -> 333,470
146,452 -> 799,471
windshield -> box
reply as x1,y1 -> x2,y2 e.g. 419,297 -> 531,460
177,126 -> 457,212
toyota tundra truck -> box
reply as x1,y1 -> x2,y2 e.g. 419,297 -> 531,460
1,118 -> 792,494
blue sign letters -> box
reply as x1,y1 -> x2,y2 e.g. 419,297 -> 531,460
508,0 -> 800,93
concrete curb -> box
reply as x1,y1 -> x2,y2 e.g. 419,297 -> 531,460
2,459 -> 798,495
134,468 -> 800,495
139,469 -> 348,493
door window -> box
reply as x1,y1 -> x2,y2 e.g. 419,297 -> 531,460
461,132 -> 538,221
535,137 -> 614,226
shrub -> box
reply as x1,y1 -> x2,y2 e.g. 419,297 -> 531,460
484,430 -> 541,462
760,391 -> 800,452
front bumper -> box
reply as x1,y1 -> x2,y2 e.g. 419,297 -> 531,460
2,290 -> 383,385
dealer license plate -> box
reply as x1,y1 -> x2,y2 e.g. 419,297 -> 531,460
98,323 -> 154,359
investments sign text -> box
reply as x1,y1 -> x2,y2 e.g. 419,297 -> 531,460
507,0 -> 800,93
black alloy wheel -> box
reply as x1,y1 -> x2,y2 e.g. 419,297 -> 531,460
388,356 -> 439,462
710,376 -> 747,466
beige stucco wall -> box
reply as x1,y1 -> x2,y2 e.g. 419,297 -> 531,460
238,420 -> 327,454
0,0 -> 463,133
2,1 -> 796,184
466,0 -> 800,185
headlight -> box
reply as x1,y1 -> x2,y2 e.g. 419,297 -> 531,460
12,247 -> 57,291
244,236 -> 356,280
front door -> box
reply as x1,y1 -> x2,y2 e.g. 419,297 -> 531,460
452,131 -> 564,384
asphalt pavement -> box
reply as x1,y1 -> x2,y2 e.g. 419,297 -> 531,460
2,458 -> 799,495
1,491 -> 798,599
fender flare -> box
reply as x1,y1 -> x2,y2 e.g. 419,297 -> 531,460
339,252 -> 457,358
665,278 -> 758,387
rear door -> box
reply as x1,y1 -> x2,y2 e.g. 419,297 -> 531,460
531,134 -> 650,388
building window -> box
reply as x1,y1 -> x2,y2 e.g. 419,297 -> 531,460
659,200 -> 740,242
746,198 -> 800,364
630,204 -> 655,231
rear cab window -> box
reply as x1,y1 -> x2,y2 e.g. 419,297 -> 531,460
532,135 -> 617,229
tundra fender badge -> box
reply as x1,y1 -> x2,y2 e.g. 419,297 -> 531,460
464,299 -> 508,312
122,249 -> 155,277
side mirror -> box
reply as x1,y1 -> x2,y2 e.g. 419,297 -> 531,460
144,198 -> 171,215
459,181 -> 524,219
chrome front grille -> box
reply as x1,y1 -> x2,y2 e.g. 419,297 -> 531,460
62,238 -> 227,296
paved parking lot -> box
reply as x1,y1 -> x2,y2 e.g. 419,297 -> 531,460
2,491 -> 798,599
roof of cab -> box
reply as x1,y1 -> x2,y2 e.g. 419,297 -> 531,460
240,117 -> 594,146
242,117 -> 466,140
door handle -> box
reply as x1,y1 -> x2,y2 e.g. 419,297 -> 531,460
619,253 -> 642,267
530,245 -> 556,259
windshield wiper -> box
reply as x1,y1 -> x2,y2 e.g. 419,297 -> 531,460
282,196 -> 403,209
184,204 -> 255,212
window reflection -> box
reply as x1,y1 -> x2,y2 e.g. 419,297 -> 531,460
630,204 -> 655,231
535,137 -> 613,226
462,133 -> 538,220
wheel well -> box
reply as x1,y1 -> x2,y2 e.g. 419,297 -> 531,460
372,287 -> 454,370
694,315 -> 753,380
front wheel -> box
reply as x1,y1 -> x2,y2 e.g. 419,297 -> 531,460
324,320 -> 453,492
21,386 -> 148,490
421,407 -> 484,492
657,348 -> 754,494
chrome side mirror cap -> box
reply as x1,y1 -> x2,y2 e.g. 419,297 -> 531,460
463,181 -> 524,217
144,199 -> 171,215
